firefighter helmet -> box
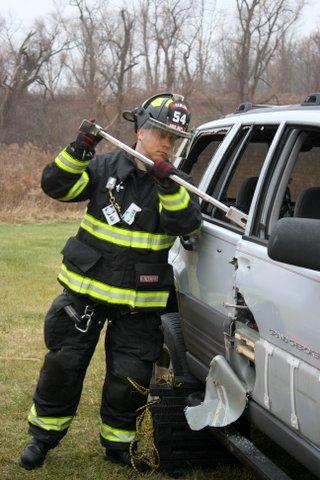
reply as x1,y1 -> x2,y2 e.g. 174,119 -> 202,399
123,92 -> 191,139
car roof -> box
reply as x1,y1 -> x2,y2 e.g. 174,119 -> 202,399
197,94 -> 320,131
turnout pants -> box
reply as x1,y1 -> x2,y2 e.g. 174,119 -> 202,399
28,291 -> 163,450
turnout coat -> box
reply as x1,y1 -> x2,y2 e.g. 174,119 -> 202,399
41,147 -> 202,310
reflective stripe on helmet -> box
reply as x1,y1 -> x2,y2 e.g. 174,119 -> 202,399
54,148 -> 90,174
28,404 -> 73,431
100,423 -> 136,443
149,97 -> 171,108
80,212 -> 175,250
159,186 -> 190,211
60,172 -> 90,201
58,264 -> 169,308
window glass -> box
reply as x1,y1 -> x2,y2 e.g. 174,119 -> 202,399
204,125 -> 278,226
266,128 -> 320,234
180,128 -> 230,186
288,136 -> 320,204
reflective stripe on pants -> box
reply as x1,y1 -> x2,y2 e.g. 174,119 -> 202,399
28,404 -> 73,431
100,423 -> 136,444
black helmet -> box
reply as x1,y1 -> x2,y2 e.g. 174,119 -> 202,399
123,92 -> 191,139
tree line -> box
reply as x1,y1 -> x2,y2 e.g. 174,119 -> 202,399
0,0 -> 318,148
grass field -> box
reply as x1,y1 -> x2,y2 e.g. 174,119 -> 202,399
0,222 -> 315,480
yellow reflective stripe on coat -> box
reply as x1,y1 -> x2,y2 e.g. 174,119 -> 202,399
100,423 -> 136,443
28,404 -> 73,431
54,148 -> 90,174
159,186 -> 190,211
60,172 -> 90,201
80,212 -> 175,251
58,264 -> 169,308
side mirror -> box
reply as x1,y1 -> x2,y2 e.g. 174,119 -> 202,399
268,218 -> 320,271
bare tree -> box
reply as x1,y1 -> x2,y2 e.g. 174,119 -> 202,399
295,30 -> 320,94
0,17 -> 67,132
223,0 -> 305,102
267,32 -> 296,94
178,0 -> 217,96
62,1 -> 139,130
99,8 -> 140,136
138,0 -> 161,90
61,0 -> 106,116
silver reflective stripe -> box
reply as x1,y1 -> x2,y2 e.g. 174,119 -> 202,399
60,172 -> 90,201
28,404 -> 73,431
159,187 -> 190,211
56,152 -> 87,172
80,213 -> 175,250
100,423 -> 136,443
54,149 -> 90,174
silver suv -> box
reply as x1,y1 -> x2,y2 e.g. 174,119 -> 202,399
156,94 -> 320,478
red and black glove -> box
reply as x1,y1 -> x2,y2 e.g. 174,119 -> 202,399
67,118 -> 102,160
149,159 -> 178,191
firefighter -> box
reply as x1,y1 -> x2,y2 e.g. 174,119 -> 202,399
19,92 -> 201,470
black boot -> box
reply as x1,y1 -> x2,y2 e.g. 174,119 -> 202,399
105,448 -> 150,472
106,449 -> 131,467
19,438 -> 51,470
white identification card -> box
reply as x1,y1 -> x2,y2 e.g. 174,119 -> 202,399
122,203 -> 142,225
102,204 -> 121,225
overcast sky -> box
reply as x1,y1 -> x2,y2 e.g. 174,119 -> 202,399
2,0 -> 320,36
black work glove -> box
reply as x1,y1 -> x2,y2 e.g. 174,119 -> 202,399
148,159 -> 179,192
67,119 -> 102,160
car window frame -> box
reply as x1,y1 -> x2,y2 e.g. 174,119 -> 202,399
201,122 -> 281,234
177,125 -> 233,185
249,122 -> 320,242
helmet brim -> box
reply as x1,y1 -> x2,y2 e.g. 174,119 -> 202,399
122,110 -> 135,122
144,117 -> 192,139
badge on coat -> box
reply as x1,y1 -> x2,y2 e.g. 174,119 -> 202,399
122,203 -> 142,225
102,204 -> 121,225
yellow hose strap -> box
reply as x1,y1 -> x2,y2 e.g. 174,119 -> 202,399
127,377 -> 160,475
127,377 -> 149,396
158,186 -> 190,211
100,423 -> 136,443
28,404 -> 73,432
80,212 -> 175,251
54,148 -> 90,174
59,172 -> 90,201
58,263 -> 169,308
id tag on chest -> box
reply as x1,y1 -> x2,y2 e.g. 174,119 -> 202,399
122,202 -> 142,225
102,204 -> 121,225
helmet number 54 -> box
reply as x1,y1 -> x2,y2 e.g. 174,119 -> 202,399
173,111 -> 187,125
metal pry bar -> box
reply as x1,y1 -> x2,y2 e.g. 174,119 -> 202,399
79,119 -> 248,229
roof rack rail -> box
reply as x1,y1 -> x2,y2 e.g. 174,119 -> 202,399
234,102 -> 272,114
301,93 -> 320,106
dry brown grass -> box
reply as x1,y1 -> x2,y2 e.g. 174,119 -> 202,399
0,143 -> 85,222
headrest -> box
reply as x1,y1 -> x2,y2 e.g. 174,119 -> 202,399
236,177 -> 258,214
294,187 -> 320,219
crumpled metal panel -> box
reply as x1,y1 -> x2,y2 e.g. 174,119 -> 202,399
184,355 -> 247,430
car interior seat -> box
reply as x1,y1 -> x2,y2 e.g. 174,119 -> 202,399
235,176 -> 258,214
294,187 -> 320,219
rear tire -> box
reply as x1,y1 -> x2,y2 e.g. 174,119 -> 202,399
161,312 -> 196,381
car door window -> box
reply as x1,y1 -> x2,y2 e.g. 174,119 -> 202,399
203,125 -> 279,228
265,127 -> 320,236
180,128 -> 231,186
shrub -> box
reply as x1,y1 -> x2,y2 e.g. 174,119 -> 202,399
0,143 -> 85,222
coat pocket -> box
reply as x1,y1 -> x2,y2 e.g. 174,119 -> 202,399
134,263 -> 174,290
61,236 -> 102,273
